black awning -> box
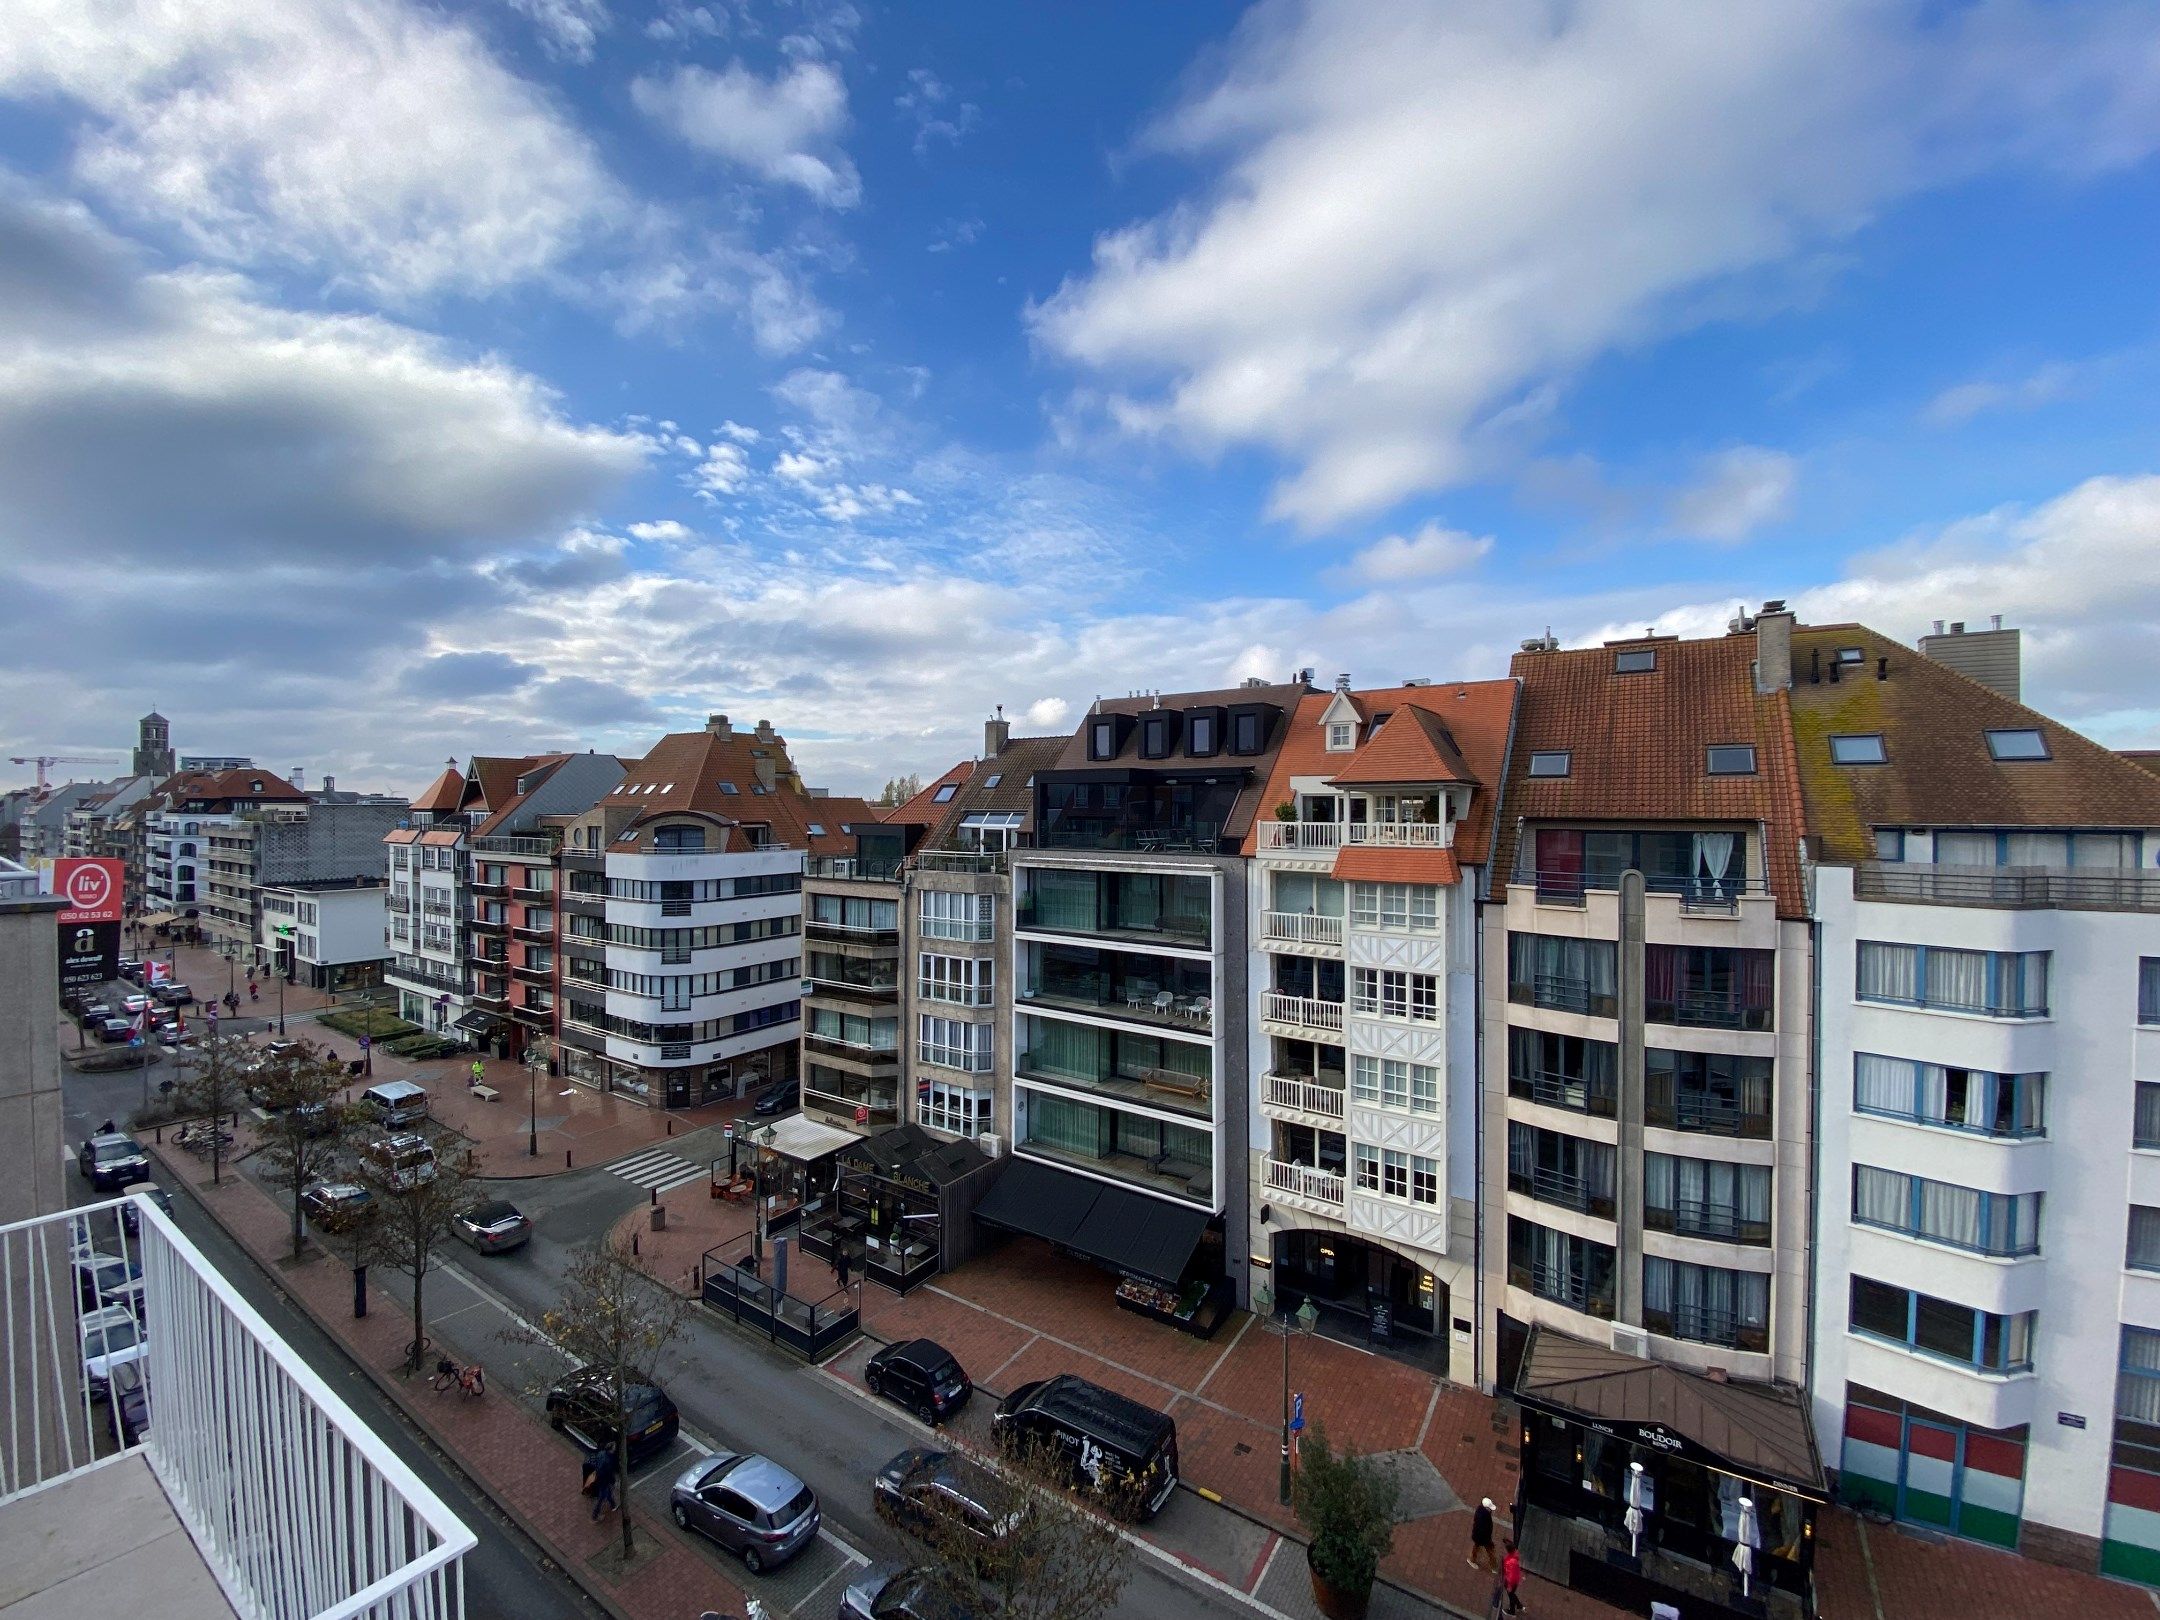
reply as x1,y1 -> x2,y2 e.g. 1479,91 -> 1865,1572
972,1158 -> 1207,1286
453,1010 -> 498,1034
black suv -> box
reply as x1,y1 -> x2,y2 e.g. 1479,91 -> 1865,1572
545,1366 -> 681,1465
79,1133 -> 151,1191
865,1338 -> 972,1426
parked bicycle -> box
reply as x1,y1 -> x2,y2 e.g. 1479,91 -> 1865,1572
174,1120 -> 234,1154
432,1357 -> 485,1398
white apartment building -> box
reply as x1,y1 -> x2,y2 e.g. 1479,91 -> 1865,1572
1793,621 -> 2160,1579
261,879 -> 389,991
1244,676 -> 1518,1377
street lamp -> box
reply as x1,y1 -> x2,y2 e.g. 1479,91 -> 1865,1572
523,1036 -> 551,1158
1257,1285 -> 1320,1504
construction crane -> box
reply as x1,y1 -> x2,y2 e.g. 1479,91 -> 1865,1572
7,754 -> 119,798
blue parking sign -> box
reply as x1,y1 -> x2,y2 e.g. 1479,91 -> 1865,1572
1291,1392 -> 1305,1433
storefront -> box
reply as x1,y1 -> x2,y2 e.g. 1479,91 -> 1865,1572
1513,1329 -> 1825,1618
800,1124 -> 998,1293
747,1111 -> 860,1233
972,1157 -> 1233,1338
1269,1229 -> 1447,1374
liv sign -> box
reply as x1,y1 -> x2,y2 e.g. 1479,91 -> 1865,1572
54,856 -> 122,991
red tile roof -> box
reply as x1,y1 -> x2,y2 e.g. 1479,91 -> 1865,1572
1332,846 -> 1462,885
596,726 -> 868,855
1327,704 -> 1476,787
174,768 -> 306,806
408,765 -> 464,814
879,761 -> 972,825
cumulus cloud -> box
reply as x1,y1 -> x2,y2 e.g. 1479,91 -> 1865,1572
895,68 -> 978,156
633,59 -> 860,206
1922,361 -> 2083,426
1338,522 -> 1492,585
1023,697 -> 1072,730
627,519 -> 693,542
1031,0 -> 2160,529
1666,447 -> 1798,542
503,0 -> 609,62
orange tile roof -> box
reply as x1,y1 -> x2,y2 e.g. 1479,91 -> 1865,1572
408,765 -> 464,814
382,828 -> 421,844
176,768 -> 305,804
418,829 -> 463,846
1243,680 -> 1519,863
1328,704 -> 1476,787
879,760 -> 972,825
1332,846 -> 1461,885
1492,632 -> 1808,917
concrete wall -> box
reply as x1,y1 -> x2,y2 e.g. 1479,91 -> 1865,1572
0,891 -> 69,1224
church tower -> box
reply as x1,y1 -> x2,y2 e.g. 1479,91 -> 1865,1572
133,711 -> 174,778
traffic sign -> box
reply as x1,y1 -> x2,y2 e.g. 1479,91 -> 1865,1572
128,1036 -> 143,1049
1291,1392 -> 1305,1433
358,1035 -> 372,1051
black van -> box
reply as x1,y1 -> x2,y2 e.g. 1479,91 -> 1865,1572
990,1374 -> 1178,1520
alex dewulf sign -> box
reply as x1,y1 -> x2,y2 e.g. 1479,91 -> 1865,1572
54,857 -> 123,992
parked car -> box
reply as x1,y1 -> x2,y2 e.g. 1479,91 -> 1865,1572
838,1564 -> 971,1620
991,1374 -> 1179,1521
751,1076 -> 800,1117
121,993 -> 154,1015
117,957 -> 142,980
360,1079 -> 430,1127
79,1303 -> 147,1398
120,1183 -> 175,1237
301,1182 -> 373,1233
79,1132 -> 152,1191
452,1199 -> 532,1254
106,1361 -> 152,1448
873,1448 -> 1025,1564
73,1250 -> 144,1317
97,1016 -> 135,1043
865,1339 -> 973,1426
668,1451 -> 820,1574
153,983 -> 193,1007
545,1365 -> 681,1466
358,1133 -> 436,1192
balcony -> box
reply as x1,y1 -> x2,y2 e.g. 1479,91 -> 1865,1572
1646,1303 -> 1768,1354
1508,1068 -> 1618,1119
472,833 -> 553,858
805,917 -> 900,946
914,849 -> 1008,874
1261,910 -> 1345,950
512,962 -> 554,985
804,1069 -> 900,1125
471,982 -> 509,1010
1018,978 -> 1212,1035
0,1196 -> 472,1620
1647,1200 -> 1770,1246
1510,973 -> 1617,1019
1258,821 -> 1343,854
512,884 -> 553,904
806,856 -> 902,883
1261,991 -> 1344,1035
511,1000 -> 554,1027
1648,987 -> 1772,1033
805,1032 -> 900,1067
469,914 -> 505,938
809,968 -> 900,1002
1262,1071 -> 1347,1121
1015,1050 -> 1212,1120
469,878 -> 508,899
386,892 -> 412,914
1264,1156 -> 1345,1205
1015,904 -> 1210,952
512,922 -> 554,944
1511,863 -> 1764,913
1508,1165 -> 1615,1220
1645,1090 -> 1770,1139
1857,860 -> 2160,913
1509,1261 -> 1615,1318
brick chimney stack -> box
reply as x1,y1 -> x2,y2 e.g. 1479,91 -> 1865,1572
985,706 -> 1011,758
706,714 -> 732,738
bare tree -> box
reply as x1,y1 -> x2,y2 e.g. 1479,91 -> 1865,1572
897,1434 -> 1134,1620
252,1038 -> 362,1259
877,773 -> 924,806
521,1236 -> 691,1561
365,1138 -> 479,1374
170,1029 -> 256,1186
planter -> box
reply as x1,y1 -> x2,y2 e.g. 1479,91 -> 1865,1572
1306,1548 -> 1372,1620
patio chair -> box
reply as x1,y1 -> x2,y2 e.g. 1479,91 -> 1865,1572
1188,996 -> 1212,1024
1152,991 -> 1176,1017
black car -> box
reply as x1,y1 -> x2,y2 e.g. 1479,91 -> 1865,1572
80,1132 -> 152,1191
545,1366 -> 681,1465
452,1199 -> 533,1254
79,1001 -> 113,1024
301,1182 -> 374,1232
98,1016 -> 135,1043
106,1361 -> 152,1448
751,1076 -> 800,1116
838,1565 -> 972,1620
865,1338 -> 972,1425
873,1449 -> 1026,1563
120,1184 -> 175,1237
73,1250 -> 145,1316
153,983 -> 193,1007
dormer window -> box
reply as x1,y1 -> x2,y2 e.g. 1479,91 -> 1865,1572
1140,711 -> 1180,759
1188,710 -> 1222,757
1089,720 -> 1117,761
1326,723 -> 1356,752
1230,709 -> 1267,755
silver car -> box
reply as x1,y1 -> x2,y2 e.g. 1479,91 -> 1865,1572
667,1451 -> 819,1574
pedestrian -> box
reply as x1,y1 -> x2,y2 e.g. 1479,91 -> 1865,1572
834,1245 -> 852,1291
470,1058 -> 486,1089
1501,1538 -> 1524,1614
1469,1495 -> 1498,1570
248,981 -> 258,1002
587,1446 -> 617,1520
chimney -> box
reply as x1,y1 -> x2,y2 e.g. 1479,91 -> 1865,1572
706,714 -> 732,738
985,706 -> 1011,758
1334,672 -> 1352,693
292,767 -> 305,791
322,775 -> 334,795
1920,617 -> 2022,700
752,755 -> 777,792
754,719 -> 775,744
1753,601 -> 1794,695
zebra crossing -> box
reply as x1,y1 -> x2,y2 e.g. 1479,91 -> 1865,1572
608,1147 -> 708,1195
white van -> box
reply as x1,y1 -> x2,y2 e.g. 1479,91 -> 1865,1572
361,1079 -> 430,1128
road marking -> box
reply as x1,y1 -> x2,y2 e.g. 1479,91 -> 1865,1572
607,1147 -> 707,1194
1412,1379 -> 1444,1452
1249,1531 -> 1283,1595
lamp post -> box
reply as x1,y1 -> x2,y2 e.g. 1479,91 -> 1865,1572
1257,1285 -> 1320,1504
523,1036 -> 551,1158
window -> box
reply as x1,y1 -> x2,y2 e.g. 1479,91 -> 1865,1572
918,953 -> 994,1006
1527,751 -> 1571,778
1507,1124 -> 1617,1217
1856,942 -> 2050,1017
1089,720 -> 1116,760
1507,1217 -> 1615,1316
2142,959 -> 2160,1026
1326,722 -> 1355,751
1852,1165 -> 2040,1256
1507,932 -> 1618,1018
1507,1028 -> 1618,1116
1353,967 -> 1438,1021
1849,1277 -> 2033,1372
1645,944 -> 1774,1030
1140,713 -> 1179,758
1874,828 -> 1906,861
1705,744 -> 1757,775
1354,1145 -> 1439,1206
932,783 -> 958,803
1644,1155 -> 1771,1244
982,774 -> 1002,789
1613,647 -> 1656,673
1646,1048 -> 1772,1136
920,890 -> 995,941
1188,713 -> 1218,756
2139,1084 -> 2160,1150
1830,734 -> 1887,764
1231,710 -> 1265,754
652,824 -> 706,850
808,892 -> 898,932
809,1008 -> 898,1050
1836,646 -> 1866,665
2133,1208 -> 2160,1273
919,1080 -> 993,1136
1854,1053 -> 2045,1138
918,1015 -> 993,1072
1350,881 -> 1439,931
1643,1258 -> 1768,1351
1986,728 -> 2050,761
1351,1055 -> 1439,1114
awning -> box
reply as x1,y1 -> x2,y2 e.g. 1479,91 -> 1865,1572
973,1157 -> 1208,1286
452,1010 -> 498,1034
138,911 -> 178,927
755,1111 -> 860,1164
1513,1328 -> 1828,1500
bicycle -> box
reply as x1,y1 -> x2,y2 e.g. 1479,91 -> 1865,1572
432,1357 -> 485,1398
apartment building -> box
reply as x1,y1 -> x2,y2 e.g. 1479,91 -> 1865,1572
201,779 -> 405,965
1792,622 -> 2160,1576
802,811 -> 918,1132
973,682 -> 1304,1327
149,769 -> 306,952
1244,675 -> 1517,1376
1481,611 -> 1823,1607
384,762 -> 468,1030
62,776 -> 151,859
556,716 -> 832,1107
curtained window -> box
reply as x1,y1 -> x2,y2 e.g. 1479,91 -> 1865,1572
2131,1207 -> 2160,1274
2138,1083 -> 2160,1149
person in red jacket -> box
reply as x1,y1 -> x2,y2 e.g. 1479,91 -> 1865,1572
1500,1538 -> 1525,1614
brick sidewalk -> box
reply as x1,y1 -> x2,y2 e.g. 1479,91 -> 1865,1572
146,1137 -> 753,1620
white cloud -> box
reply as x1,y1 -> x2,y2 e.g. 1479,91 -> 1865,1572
0,0 -> 619,300
1922,361 -> 2082,426
717,420 -> 763,444
627,519 -> 692,542
504,0 -> 609,62
1032,0 -> 2160,530
895,67 -> 978,156
1666,447 -> 1798,542
632,60 -> 860,207
689,442 -> 753,497
1338,522 -> 1492,585
1023,697 -> 1071,730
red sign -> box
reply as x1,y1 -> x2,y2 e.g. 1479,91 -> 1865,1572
55,858 -> 123,924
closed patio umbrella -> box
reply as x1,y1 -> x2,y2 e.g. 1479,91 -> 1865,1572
1732,1496 -> 1760,1596
1624,1460 -> 1649,1559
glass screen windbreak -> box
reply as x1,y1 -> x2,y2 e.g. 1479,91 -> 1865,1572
1038,777 -> 1245,852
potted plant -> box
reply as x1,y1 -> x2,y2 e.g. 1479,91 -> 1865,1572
1274,800 -> 1297,821
1293,1420 -> 1399,1620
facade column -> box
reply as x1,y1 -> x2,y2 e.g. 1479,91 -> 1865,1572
1615,868 -> 1647,1327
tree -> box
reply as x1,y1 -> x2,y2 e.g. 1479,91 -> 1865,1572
525,1236 -> 691,1561
252,1038 -> 362,1259
902,1433 -> 1134,1620
171,1029 -> 256,1187
366,1138 -> 479,1374
877,773 -> 924,806
1292,1420 -> 1399,1614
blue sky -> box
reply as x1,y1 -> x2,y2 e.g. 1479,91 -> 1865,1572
1,0 -> 2158,793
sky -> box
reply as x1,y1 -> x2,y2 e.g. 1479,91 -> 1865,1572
2,0 -> 2158,798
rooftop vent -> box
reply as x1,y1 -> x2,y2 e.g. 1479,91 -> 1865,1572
1519,630 -> 1560,654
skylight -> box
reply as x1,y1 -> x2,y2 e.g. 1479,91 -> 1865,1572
1829,734 -> 1887,765
1613,648 -> 1656,673
807,823 -> 824,836
1706,744 -> 1757,775
933,784 -> 958,802
983,774 -> 1002,789
1527,751 -> 1570,778
1835,647 -> 1866,665
1986,728 -> 2049,761
717,782 -> 739,795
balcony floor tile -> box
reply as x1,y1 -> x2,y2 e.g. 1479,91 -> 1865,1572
1,1454 -> 235,1620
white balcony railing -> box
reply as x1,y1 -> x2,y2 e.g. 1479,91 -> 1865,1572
1263,1073 -> 1347,1119
1347,820 -> 1451,848
1264,1157 -> 1346,1204
1258,822 -> 1343,852
1,1196 -> 473,1620
1261,910 -> 1345,948
1262,991 -> 1345,1033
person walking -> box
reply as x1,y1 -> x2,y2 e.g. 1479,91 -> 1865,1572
587,1445 -> 618,1520
1469,1495 -> 1498,1570
834,1244 -> 852,1291
1501,1538 -> 1525,1614
470,1058 -> 486,1089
